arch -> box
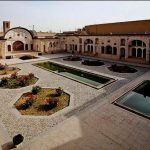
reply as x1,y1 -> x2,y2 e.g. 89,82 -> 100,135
13,41 -> 24,51
7,45 -> 11,51
130,40 -> 146,47
4,27 -> 34,39
137,48 -> 142,57
105,45 -> 112,54
84,39 -> 93,44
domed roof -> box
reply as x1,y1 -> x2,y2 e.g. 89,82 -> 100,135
29,30 -> 37,38
4,27 -> 37,38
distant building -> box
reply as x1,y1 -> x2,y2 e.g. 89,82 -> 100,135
0,20 -> 150,65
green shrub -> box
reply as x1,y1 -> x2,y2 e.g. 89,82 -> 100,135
32,86 -> 41,95
7,79 -> 19,88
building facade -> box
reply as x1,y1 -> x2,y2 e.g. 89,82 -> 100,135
0,20 -> 150,65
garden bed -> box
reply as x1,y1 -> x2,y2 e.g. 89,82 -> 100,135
19,55 -> 38,60
63,55 -> 82,61
81,59 -> 104,66
14,87 -> 70,116
0,72 -> 38,89
0,63 -> 20,75
108,64 -> 137,73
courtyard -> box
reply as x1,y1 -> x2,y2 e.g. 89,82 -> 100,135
0,53 -> 149,149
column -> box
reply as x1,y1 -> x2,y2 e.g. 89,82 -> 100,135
146,47 -> 149,62
125,48 -> 128,59
82,44 -> 84,53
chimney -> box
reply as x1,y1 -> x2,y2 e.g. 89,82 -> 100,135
3,21 -> 10,34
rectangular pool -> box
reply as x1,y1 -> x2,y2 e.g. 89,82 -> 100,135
114,80 -> 150,119
34,61 -> 114,89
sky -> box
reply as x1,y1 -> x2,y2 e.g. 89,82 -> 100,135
0,1 -> 150,32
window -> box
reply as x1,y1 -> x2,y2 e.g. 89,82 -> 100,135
101,46 -> 105,53
105,45 -> 112,54
75,45 -> 77,51
79,45 -> 82,51
137,48 -> 142,57
137,40 -> 142,46
121,39 -> 125,46
95,38 -> 99,44
8,45 -> 11,51
6,23 -> 9,28
132,48 -> 136,57
31,44 -> 33,50
65,44 -> 67,50
113,47 -> 117,55
25,44 -> 28,50
79,38 -> 82,44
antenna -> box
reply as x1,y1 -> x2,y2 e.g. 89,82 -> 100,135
33,25 -> 34,30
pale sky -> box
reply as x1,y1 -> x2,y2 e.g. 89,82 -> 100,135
0,1 -> 150,32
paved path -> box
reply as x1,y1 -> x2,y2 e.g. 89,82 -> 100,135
18,70 -> 150,150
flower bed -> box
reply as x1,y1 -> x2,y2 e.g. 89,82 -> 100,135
63,55 -> 82,61
19,55 -> 38,60
81,59 -> 104,66
14,87 -> 70,116
108,64 -> 137,73
0,63 -> 20,75
0,72 -> 38,89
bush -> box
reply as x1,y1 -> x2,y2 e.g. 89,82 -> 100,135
10,72 -> 18,79
32,86 -> 41,95
44,98 -> 59,110
56,87 -> 63,96
0,77 -> 8,86
28,73 -> 34,79
7,79 -> 20,89
0,63 -> 5,70
21,95 -> 35,110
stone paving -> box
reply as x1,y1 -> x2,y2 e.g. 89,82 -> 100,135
18,70 -> 150,150
0,53 -> 149,149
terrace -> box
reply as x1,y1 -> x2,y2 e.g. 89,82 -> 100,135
0,53 -> 149,150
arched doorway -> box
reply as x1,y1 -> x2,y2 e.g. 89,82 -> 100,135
84,39 -> 94,53
105,45 -> 112,54
13,41 -> 24,51
120,48 -> 125,58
